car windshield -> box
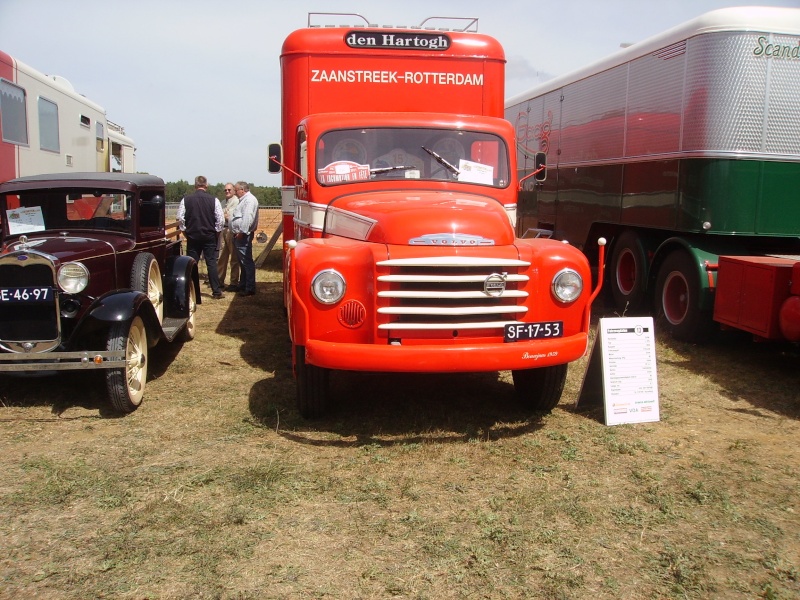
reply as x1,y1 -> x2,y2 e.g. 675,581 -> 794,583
2,189 -> 134,236
316,127 -> 510,188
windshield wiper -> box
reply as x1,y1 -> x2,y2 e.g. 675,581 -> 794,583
371,165 -> 418,176
421,146 -> 460,177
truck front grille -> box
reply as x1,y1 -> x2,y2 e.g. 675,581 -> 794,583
376,256 -> 530,335
0,255 -> 59,344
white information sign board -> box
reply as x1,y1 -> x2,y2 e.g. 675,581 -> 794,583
598,317 -> 660,425
577,316 -> 660,426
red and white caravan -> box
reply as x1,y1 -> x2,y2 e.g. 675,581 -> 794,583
0,50 -> 135,183
269,14 -> 603,418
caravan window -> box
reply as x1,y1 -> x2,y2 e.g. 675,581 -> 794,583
0,79 -> 29,145
38,96 -> 60,153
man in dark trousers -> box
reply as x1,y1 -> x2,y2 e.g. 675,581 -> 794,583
177,175 -> 225,299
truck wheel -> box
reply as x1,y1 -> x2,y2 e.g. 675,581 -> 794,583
610,231 -> 648,314
296,345 -> 330,419
131,253 -> 163,325
512,364 -> 568,412
106,316 -> 148,413
177,281 -> 197,342
654,250 -> 714,342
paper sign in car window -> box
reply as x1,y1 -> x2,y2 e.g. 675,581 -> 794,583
6,206 -> 46,234
458,159 -> 493,185
318,161 -> 371,184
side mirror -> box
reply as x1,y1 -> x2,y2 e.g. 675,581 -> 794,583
534,152 -> 547,182
268,143 -> 283,174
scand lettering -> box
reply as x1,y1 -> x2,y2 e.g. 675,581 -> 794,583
753,36 -> 800,59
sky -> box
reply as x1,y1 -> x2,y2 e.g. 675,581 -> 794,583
1,0 -> 798,186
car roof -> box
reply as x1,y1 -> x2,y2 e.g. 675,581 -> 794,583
0,172 -> 165,192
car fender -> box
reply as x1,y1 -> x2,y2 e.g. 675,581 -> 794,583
163,254 -> 200,318
76,290 -> 163,345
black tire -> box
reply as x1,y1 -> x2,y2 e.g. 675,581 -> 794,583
610,231 -> 648,314
296,345 -> 330,419
177,281 -> 197,342
106,316 -> 148,413
512,363 -> 568,412
654,250 -> 715,343
131,253 -> 163,325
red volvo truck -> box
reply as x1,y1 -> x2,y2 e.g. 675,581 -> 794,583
269,14 -> 602,418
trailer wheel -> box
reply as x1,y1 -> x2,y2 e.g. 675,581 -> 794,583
106,316 -> 148,413
610,231 -> 648,314
296,345 -> 330,419
654,250 -> 714,342
131,253 -> 163,325
511,364 -> 568,412
177,280 -> 197,342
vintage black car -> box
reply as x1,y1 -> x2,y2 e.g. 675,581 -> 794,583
0,173 -> 200,413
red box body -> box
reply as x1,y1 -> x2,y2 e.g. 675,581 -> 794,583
713,255 -> 795,340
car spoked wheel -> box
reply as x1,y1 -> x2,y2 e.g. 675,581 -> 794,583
131,253 -> 164,325
178,282 -> 197,342
106,316 -> 148,413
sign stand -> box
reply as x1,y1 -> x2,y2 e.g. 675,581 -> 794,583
577,316 -> 660,426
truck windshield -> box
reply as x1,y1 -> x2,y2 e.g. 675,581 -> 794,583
316,128 -> 510,188
2,189 -> 134,236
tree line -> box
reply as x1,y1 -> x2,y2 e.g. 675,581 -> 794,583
164,180 -> 281,206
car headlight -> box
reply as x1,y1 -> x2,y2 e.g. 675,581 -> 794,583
311,269 -> 346,304
552,268 -> 582,304
57,262 -> 90,294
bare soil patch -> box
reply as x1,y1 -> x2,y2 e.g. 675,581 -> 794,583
0,251 -> 798,599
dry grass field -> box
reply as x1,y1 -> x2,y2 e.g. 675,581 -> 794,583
0,249 -> 798,599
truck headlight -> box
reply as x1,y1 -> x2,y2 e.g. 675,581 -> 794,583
311,269 -> 346,304
552,268 -> 582,304
58,262 -> 89,294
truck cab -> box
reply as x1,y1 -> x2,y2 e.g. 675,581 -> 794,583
272,15 -> 598,418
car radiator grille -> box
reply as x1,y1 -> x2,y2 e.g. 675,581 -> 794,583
376,256 -> 530,335
0,258 -> 59,343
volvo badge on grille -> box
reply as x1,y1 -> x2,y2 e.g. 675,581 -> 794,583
409,233 -> 494,246
484,273 -> 507,297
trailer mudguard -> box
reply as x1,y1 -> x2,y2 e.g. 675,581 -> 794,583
652,236 -> 744,312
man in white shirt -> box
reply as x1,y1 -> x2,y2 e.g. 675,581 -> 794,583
230,181 -> 260,296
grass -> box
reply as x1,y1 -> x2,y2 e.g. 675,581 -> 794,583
0,249 -> 798,599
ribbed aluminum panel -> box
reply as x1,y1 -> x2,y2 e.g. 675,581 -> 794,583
626,44 -> 685,156
560,64 -> 627,163
683,31 -> 800,156
765,33 -> 800,155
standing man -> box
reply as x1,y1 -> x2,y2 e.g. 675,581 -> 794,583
177,175 -> 225,299
231,181 -> 259,297
217,182 -> 240,291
